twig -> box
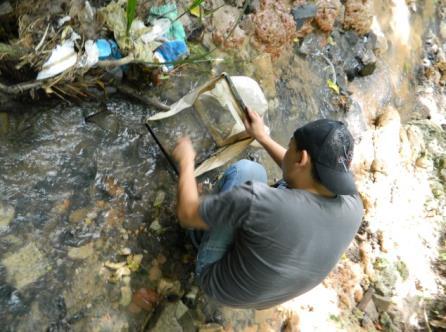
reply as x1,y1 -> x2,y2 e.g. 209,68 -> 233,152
424,303 -> 433,332
313,51 -> 337,84
35,24 -> 50,52
116,83 -> 170,111
96,54 -> 136,68
0,81 -> 43,95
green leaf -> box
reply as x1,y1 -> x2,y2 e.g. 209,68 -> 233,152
187,0 -> 206,13
327,79 -> 340,94
126,0 -> 138,35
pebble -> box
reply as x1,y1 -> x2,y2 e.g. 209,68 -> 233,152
119,285 -> 132,306
158,278 -> 183,298
415,156 -> 432,169
132,288 -> 159,311
0,202 -> 15,229
440,168 -> 446,182
153,191 -> 166,207
69,208 -> 89,223
149,220 -> 162,233
199,323 -> 224,332
68,243 -> 94,260
440,21 -> 446,41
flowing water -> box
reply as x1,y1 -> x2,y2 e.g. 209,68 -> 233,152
0,1 -> 438,330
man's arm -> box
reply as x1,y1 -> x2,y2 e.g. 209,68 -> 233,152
243,109 -> 286,167
172,137 -> 209,230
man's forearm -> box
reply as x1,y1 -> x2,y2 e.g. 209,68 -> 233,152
176,161 -> 208,229
257,135 -> 287,167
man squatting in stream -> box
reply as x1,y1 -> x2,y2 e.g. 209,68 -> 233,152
171,109 -> 363,309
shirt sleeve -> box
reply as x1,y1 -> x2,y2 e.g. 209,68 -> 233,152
198,182 -> 254,229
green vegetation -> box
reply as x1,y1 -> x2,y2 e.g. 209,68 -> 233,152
126,0 -> 137,34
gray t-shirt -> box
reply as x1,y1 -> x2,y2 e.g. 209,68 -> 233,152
198,181 -> 363,309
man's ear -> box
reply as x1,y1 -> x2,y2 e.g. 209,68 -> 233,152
297,149 -> 310,167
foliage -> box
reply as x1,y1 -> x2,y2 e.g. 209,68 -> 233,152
126,0 -> 137,35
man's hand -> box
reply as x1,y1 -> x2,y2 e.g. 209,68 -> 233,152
172,137 -> 196,168
242,109 -> 268,143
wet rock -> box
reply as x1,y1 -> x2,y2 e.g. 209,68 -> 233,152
104,176 -> 125,197
64,257 -> 104,315
150,301 -> 189,332
251,0 -> 297,57
149,262 -> 162,282
69,207 -> 89,223
0,2 -> 12,16
119,247 -> 131,256
184,286 -> 199,308
298,33 -> 327,56
153,191 -> 166,207
343,0 -> 373,36
199,323 -> 225,332
0,202 -> 14,231
89,312 -> 129,332
149,219 -> 162,233
328,30 -> 377,81
132,288 -> 159,311
315,0 -> 341,33
372,294 -> 393,313
211,5 -> 246,48
158,277 -> 184,298
105,207 -> 125,226
379,312 -> 398,332
68,242 -> 94,260
2,242 -> 50,289
292,3 -> 317,30
0,112 -> 8,135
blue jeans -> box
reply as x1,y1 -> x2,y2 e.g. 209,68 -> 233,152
194,159 -> 267,276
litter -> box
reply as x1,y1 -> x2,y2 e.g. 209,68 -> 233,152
100,0 -> 161,63
96,39 -> 122,61
147,3 -> 186,42
147,73 -> 269,176
36,30 -> 80,80
141,19 -> 171,43
153,40 -> 189,72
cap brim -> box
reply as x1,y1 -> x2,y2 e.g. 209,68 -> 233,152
315,163 -> 357,195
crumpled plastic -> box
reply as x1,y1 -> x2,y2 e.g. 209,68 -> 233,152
147,3 -> 186,41
99,0 -> 162,62
153,40 -> 189,72
36,30 -> 80,80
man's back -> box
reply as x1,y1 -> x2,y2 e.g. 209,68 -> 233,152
199,182 -> 363,309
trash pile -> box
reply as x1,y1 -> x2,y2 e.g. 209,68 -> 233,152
0,0 -> 191,101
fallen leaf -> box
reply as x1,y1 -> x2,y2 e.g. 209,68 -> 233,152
190,5 -> 202,17
104,261 -> 127,270
327,79 -> 340,94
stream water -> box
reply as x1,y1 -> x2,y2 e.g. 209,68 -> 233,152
0,1 -> 437,330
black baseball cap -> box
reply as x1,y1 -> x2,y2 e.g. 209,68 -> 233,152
293,119 -> 356,195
